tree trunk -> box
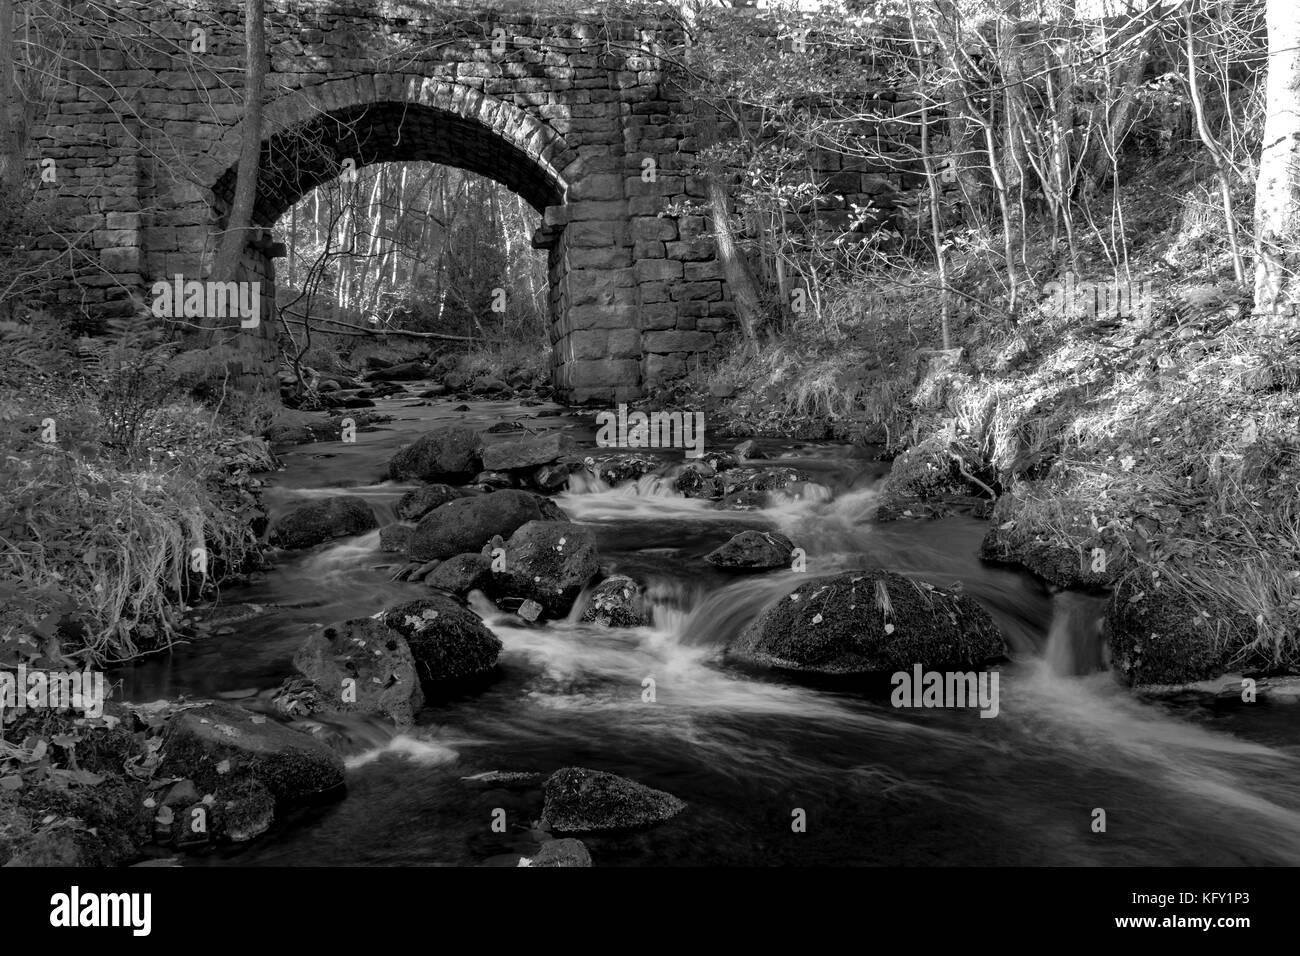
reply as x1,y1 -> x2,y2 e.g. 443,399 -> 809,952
705,176 -> 764,350
1254,0 -> 1300,314
210,0 -> 266,284
694,98 -> 765,350
0,0 -> 21,191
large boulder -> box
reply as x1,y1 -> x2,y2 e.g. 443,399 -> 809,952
292,619 -> 424,726
381,596 -> 503,694
388,426 -> 481,482
580,574 -> 651,627
408,490 -> 544,562
705,530 -> 795,571
396,483 -> 463,521
270,496 -> 377,549
480,431 -> 578,471
540,767 -> 685,833
366,361 -> 429,382
488,521 -> 600,619
728,569 -> 1005,675
425,553 -> 493,596
1105,577 -> 1259,686
158,701 -> 345,803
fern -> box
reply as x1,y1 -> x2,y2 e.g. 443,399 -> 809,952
77,312 -> 181,461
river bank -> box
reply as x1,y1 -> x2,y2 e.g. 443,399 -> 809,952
6,364 -> 1300,867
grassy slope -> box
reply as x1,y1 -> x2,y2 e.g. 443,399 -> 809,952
668,148 -> 1300,686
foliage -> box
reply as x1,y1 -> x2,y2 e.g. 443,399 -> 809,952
0,309 -> 271,666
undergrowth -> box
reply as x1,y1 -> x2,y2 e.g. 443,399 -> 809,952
0,308 -> 273,666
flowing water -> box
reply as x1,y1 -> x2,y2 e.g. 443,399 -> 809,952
114,391 -> 1300,866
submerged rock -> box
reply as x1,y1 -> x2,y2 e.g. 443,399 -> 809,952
540,767 -> 686,833
580,574 -> 651,627
270,496 -> 377,549
705,530 -> 795,571
717,489 -> 768,511
292,619 -> 425,726
728,569 -> 1005,675
379,523 -> 414,553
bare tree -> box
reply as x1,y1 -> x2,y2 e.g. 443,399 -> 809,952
211,0 -> 267,284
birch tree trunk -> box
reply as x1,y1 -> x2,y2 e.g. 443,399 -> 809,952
1254,0 -> 1300,316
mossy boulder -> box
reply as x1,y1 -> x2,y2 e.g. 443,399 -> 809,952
1105,577 -> 1261,686
526,838 -> 593,867
408,490 -> 544,562
705,530 -> 795,571
540,767 -> 685,833
424,552 -> 493,596
159,701 -> 345,804
728,569 -> 1005,675
978,489 -> 1126,587
580,574 -> 651,627
717,466 -> 809,496
396,483 -> 463,521
388,425 -> 481,481
382,595 -> 503,694
488,521 -> 600,619
877,438 -> 995,519
479,431 -> 578,471
270,496 -> 377,549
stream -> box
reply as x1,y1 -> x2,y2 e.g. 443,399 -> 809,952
114,391 -> 1300,866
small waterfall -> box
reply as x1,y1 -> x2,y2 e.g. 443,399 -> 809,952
1043,590 -> 1109,677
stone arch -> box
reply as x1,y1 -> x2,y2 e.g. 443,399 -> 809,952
175,74 -> 607,398
197,74 -> 581,224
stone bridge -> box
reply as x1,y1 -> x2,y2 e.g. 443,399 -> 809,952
25,0 -> 920,402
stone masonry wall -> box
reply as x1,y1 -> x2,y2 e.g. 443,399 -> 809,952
19,0 -> 927,403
